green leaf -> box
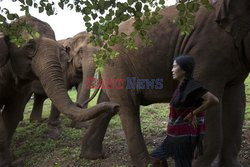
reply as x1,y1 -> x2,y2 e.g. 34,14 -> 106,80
0,15 -> 7,22
100,9 -> 105,14
108,21 -> 115,29
128,0 -> 134,5
83,15 -> 91,22
83,7 -> 91,15
91,13 -> 98,20
177,3 -> 185,12
99,0 -> 105,10
26,0 -> 32,6
201,0 -> 209,5
67,4 -> 74,10
39,7 -> 44,13
99,16 -> 105,23
34,3 -> 38,8
85,0 -> 92,7
187,2 -> 194,12
92,23 -> 99,33
143,5 -> 149,12
135,2 -> 142,11
19,0 -> 24,4
58,2 -> 64,9
103,34 -> 109,40
105,14 -> 112,21
31,31 -> 40,38
159,0 -> 165,5
75,5 -> 81,12
109,8 -> 114,16
7,14 -> 16,20
121,14 -> 130,21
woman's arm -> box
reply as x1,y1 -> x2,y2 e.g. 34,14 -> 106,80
184,91 -> 219,121
192,91 -> 219,115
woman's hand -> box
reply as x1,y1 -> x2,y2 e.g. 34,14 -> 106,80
184,112 -> 197,128
192,92 -> 219,115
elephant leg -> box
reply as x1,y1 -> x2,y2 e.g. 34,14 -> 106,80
118,104 -> 150,166
46,105 -> 61,139
81,91 -> 115,159
48,104 -> 61,127
30,93 -> 47,122
218,82 -> 245,167
1,92 -> 30,166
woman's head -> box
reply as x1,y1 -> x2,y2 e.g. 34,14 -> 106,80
172,55 -> 195,81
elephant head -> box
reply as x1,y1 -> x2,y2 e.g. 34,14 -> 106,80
0,16 -> 118,121
62,32 -> 99,108
215,0 -> 250,47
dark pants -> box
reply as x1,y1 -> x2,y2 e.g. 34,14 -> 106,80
150,136 -> 195,167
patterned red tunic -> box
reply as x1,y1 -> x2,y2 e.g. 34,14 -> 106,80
167,87 -> 206,139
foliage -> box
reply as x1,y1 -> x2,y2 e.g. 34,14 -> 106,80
175,0 -> 212,35
0,0 -> 212,68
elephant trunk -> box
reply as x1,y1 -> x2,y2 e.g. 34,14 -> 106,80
76,58 -> 96,107
32,39 -> 117,121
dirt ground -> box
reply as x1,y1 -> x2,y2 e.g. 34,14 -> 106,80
36,121 -> 250,167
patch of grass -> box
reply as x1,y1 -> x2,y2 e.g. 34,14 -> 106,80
244,76 -> 250,120
141,104 -> 167,136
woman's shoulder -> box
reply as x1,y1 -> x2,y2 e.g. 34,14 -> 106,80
185,80 -> 208,100
183,79 -> 206,95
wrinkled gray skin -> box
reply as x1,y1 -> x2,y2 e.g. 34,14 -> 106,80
80,0 -> 250,167
29,37 -> 80,125
29,32 -> 98,129
0,16 -> 118,166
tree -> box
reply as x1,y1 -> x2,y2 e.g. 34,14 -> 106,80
0,0 -> 212,69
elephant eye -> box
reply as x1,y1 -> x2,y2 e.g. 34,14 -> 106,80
25,43 -> 35,50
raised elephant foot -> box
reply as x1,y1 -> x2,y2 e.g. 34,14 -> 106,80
80,146 -> 107,160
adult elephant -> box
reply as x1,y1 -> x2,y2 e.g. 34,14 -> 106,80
29,32 -> 98,128
0,16 -> 118,166
80,0 -> 250,167
29,37 -> 79,124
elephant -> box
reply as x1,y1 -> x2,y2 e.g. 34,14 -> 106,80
29,37 -> 79,125
79,0 -> 250,167
29,32 -> 98,129
0,16 -> 119,166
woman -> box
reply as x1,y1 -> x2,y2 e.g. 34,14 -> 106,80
150,55 -> 219,167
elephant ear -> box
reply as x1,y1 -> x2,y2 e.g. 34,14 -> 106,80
0,32 -> 9,67
58,46 -> 70,70
215,0 -> 250,47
